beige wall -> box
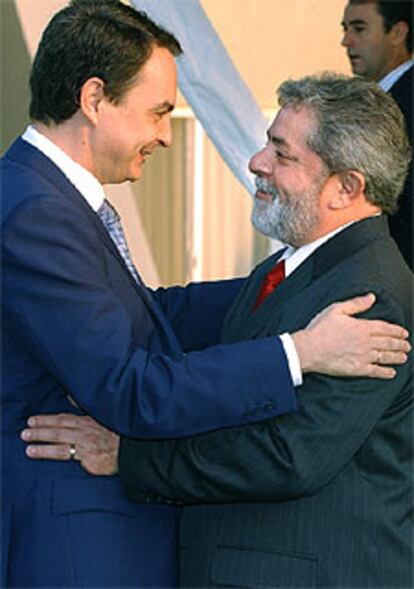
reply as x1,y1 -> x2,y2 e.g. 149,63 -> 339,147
8,0 -> 351,114
1,0 -> 351,286
202,0 -> 350,112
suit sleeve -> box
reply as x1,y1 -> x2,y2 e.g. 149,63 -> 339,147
118,291 -> 411,504
2,195 -> 296,439
154,279 -> 246,351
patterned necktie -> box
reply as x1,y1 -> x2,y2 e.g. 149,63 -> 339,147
97,199 -> 143,286
254,259 -> 286,309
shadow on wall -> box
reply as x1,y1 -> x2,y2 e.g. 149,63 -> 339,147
1,0 -> 31,155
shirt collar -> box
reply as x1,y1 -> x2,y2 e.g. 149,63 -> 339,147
22,125 -> 105,212
280,219 -> 372,277
378,60 -> 413,92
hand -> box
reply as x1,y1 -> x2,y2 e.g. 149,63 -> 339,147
292,293 -> 411,379
21,414 -> 119,476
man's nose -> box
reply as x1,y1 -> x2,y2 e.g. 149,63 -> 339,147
341,30 -> 353,48
249,147 -> 271,176
159,115 -> 173,148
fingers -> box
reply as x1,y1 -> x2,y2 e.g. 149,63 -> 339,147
27,413 -> 96,429
25,443 -> 74,461
21,424 -> 104,457
364,365 -> 397,380
372,334 -> 411,353
21,414 -> 119,475
24,442 -> 116,476
21,415 -> 88,461
375,350 -> 408,365
365,321 -> 409,340
333,295 -> 409,339
22,426 -> 81,445
370,334 -> 410,367
336,293 -> 376,316
373,339 -> 410,360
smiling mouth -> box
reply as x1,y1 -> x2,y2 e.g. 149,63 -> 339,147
140,150 -> 152,158
255,190 -> 274,203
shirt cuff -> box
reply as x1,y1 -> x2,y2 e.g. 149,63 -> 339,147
280,333 -> 303,387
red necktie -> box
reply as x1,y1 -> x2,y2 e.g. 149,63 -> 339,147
254,259 -> 286,309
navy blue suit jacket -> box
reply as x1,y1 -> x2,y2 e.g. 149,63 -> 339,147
1,138 -> 296,587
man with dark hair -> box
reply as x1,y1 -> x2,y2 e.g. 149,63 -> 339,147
26,73 -> 413,588
2,1 -> 410,587
341,0 -> 413,268
28,1 -> 182,125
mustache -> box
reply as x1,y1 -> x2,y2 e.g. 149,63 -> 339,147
254,176 -> 278,199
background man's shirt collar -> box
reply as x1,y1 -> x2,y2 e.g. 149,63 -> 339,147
379,60 -> 413,92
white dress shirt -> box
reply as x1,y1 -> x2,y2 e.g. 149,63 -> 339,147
22,125 -> 105,212
281,222 -> 356,277
379,60 -> 413,92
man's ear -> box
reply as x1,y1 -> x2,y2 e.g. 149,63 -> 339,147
79,77 -> 106,125
329,170 -> 366,210
389,21 -> 409,48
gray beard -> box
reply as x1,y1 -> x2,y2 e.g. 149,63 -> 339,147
251,189 -> 321,247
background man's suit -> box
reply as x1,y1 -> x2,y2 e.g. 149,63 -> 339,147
119,216 -> 413,588
388,66 -> 413,269
1,138 -> 296,587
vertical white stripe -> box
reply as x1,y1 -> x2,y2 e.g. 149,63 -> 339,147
192,119 -> 205,281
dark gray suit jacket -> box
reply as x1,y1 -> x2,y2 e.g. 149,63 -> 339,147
119,216 -> 413,588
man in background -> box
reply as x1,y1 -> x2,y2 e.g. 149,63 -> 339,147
341,0 -> 413,268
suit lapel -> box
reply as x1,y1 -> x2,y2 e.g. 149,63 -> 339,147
221,249 -> 291,343
7,139 -> 139,288
222,216 -> 391,344
5,138 -> 180,349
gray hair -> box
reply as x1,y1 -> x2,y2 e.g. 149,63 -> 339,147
277,73 -> 411,213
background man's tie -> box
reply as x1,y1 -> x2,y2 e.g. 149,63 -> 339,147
97,199 -> 143,286
254,259 -> 286,309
